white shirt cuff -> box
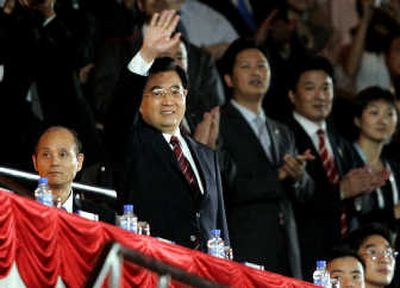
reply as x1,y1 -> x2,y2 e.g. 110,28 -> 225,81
127,52 -> 154,76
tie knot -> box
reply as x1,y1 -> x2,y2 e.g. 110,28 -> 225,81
317,129 -> 325,137
170,135 -> 180,147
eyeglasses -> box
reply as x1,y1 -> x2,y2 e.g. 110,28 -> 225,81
145,86 -> 185,99
361,248 -> 399,261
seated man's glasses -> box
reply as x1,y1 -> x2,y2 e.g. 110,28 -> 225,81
361,248 -> 398,261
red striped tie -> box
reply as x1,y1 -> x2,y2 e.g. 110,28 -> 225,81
317,129 -> 347,235
317,129 -> 339,184
170,136 -> 201,199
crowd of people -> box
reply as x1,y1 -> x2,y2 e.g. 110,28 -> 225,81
0,0 -> 399,286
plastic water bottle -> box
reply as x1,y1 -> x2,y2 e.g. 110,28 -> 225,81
313,260 -> 331,287
120,204 -> 138,233
207,229 -> 225,258
34,177 -> 53,207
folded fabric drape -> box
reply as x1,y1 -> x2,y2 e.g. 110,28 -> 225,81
0,190 -> 317,287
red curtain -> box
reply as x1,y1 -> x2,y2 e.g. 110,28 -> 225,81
0,190 -> 317,287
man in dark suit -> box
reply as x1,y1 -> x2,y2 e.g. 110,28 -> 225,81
218,38 -> 314,278
286,55 -> 387,280
107,10 -> 229,250
32,126 -> 115,224
1,0 -> 100,167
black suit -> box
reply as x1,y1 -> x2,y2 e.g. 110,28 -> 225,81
73,193 -> 116,225
286,117 -> 356,280
219,103 -> 313,278
106,69 -> 229,250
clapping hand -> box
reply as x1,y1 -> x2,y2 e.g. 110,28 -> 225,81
279,149 -> 315,181
340,166 -> 387,199
193,106 -> 220,150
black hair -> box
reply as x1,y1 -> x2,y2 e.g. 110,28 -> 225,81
326,246 -> 366,270
34,126 -> 82,155
384,28 -> 400,54
353,86 -> 397,119
288,54 -> 335,92
345,223 -> 396,251
148,57 -> 188,89
218,38 -> 268,76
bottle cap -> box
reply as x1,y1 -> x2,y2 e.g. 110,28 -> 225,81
123,204 -> 134,213
316,260 -> 326,269
211,229 -> 221,237
38,177 -> 48,184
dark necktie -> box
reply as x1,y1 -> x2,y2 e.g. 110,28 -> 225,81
170,136 -> 201,199
317,129 -> 339,184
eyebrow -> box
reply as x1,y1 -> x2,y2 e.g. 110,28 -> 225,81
330,269 -> 344,273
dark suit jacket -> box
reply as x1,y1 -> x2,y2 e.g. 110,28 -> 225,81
106,68 -> 229,250
286,117 -> 356,281
219,103 -> 313,278
73,193 -> 116,225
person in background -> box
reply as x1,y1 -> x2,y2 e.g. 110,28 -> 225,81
346,223 -> 398,288
326,247 -> 366,288
32,126 -> 115,224
286,54 -> 387,280
348,87 -> 400,232
218,38 -> 314,278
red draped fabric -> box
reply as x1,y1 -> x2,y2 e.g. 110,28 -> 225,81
0,190 -> 318,287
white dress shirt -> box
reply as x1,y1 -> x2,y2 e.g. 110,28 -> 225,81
293,111 -> 335,158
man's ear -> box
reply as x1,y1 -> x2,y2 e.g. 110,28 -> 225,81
76,153 -> 84,172
288,90 -> 295,105
224,74 -> 233,88
354,117 -> 360,128
32,155 -> 38,172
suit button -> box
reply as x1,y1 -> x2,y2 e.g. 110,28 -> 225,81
190,235 -> 197,242
196,212 -> 200,218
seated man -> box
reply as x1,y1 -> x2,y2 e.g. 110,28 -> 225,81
346,223 -> 398,288
32,126 -> 115,224
106,10 -> 228,250
327,248 -> 366,288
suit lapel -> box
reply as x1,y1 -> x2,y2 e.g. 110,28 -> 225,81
184,136 -> 210,201
265,117 -> 280,165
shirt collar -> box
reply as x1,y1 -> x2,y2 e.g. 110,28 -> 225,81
62,190 -> 74,213
231,99 -> 266,123
162,128 -> 184,145
293,111 -> 327,137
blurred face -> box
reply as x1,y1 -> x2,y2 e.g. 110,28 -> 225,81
140,71 -> 187,134
225,48 -> 271,103
355,100 -> 398,144
160,41 -> 188,72
289,70 -> 334,122
386,37 -> 400,77
32,128 -> 83,193
328,256 -> 365,288
358,235 -> 397,287
138,0 -> 184,16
